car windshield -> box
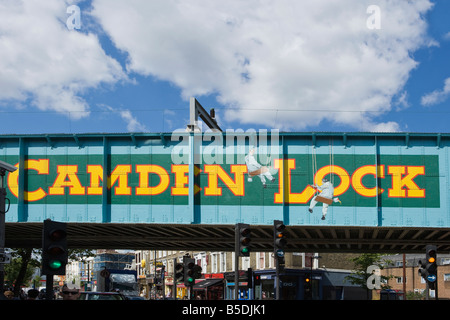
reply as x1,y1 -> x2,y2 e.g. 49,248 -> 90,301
79,293 -> 124,300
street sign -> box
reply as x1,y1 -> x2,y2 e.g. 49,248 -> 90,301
275,249 -> 284,258
427,274 -> 437,282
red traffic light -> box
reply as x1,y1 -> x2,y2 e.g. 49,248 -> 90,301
49,229 -> 66,241
240,227 -> 251,245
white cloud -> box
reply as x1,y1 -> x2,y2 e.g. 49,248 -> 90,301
118,109 -> 148,132
421,78 -> 450,106
91,0 -> 434,132
0,0 -> 126,119
100,105 -> 148,132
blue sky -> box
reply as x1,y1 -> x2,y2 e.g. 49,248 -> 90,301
0,0 -> 449,135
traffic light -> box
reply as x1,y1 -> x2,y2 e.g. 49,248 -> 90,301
184,257 -> 196,286
183,257 -> 202,286
236,223 -> 251,257
192,264 -> 202,279
41,219 -> 68,275
273,220 -> 287,269
304,276 -> 312,299
254,274 -> 261,286
247,268 -> 253,289
419,245 -> 438,290
175,262 -> 184,283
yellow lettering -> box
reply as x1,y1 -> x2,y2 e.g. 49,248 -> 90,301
203,165 -> 247,196
7,159 -> 49,201
314,165 -> 350,196
274,159 -> 315,204
351,165 -> 385,197
108,165 -> 132,195
48,165 -> 85,195
171,164 -> 189,196
388,166 -> 425,198
87,165 -> 103,195
87,165 -> 132,195
136,165 -> 169,195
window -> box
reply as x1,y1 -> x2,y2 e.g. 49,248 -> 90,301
220,252 -> 227,272
444,273 -> 450,282
210,252 -> 223,273
242,256 -> 250,270
257,252 -> 265,269
194,252 -> 207,272
232,253 -> 249,271
396,277 -> 406,284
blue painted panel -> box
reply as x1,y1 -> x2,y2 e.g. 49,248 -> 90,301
0,132 -> 449,228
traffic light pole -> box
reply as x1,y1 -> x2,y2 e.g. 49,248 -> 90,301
234,224 -> 239,300
0,186 -> 6,300
173,258 -> 177,300
45,274 -> 53,300
435,277 -> 438,300
275,258 -> 280,300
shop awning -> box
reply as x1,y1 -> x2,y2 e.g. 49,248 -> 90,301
193,278 -> 224,290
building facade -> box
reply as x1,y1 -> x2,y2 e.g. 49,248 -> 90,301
380,253 -> 450,299
134,250 -> 362,300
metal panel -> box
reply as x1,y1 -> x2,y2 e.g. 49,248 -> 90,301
0,132 -> 448,228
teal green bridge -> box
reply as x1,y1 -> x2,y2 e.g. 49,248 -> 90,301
1,131 -> 450,253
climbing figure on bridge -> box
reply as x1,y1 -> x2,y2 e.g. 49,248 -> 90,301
245,146 -> 278,188
308,177 -> 341,220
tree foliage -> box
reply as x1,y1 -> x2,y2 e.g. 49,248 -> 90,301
345,253 -> 394,299
4,247 -> 95,297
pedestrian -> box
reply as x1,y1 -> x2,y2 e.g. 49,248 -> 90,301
59,284 -> 81,300
27,289 -> 39,300
4,290 -> 14,300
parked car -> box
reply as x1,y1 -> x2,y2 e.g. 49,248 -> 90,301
124,295 -> 146,300
78,291 -> 125,300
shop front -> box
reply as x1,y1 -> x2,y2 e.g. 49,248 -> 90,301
253,269 -> 324,300
224,271 -> 252,300
192,278 -> 224,300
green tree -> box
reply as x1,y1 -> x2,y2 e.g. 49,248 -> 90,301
5,247 -> 95,298
345,253 -> 394,300
4,248 -> 40,297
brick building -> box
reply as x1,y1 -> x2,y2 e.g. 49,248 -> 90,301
380,253 -> 450,299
